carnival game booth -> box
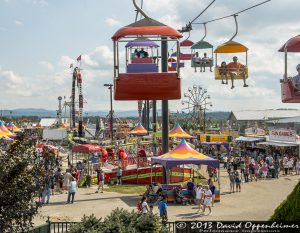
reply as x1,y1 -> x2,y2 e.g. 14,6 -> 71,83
198,134 -> 232,155
257,128 -> 300,158
151,140 -> 220,203
71,144 -> 102,164
234,136 -> 266,153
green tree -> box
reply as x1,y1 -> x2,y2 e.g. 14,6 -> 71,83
69,208 -> 169,233
269,181 -> 300,221
0,133 -> 53,232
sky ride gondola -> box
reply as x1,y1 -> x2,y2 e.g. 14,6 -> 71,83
112,1 -> 182,101
214,15 -> 249,88
191,23 -> 214,71
279,35 -> 300,103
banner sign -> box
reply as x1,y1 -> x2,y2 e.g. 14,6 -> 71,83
198,134 -> 231,143
175,221 -> 299,233
245,127 -> 266,136
269,128 -> 297,143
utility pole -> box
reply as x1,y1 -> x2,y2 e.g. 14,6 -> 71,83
104,84 -> 113,142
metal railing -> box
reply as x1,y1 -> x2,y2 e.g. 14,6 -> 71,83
30,220 -> 175,233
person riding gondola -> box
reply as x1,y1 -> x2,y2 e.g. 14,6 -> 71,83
292,64 -> 300,93
227,56 -> 248,89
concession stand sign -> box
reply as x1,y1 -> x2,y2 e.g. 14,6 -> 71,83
269,129 -> 297,143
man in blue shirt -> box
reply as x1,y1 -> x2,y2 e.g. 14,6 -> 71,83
158,195 -> 168,222
187,179 -> 195,203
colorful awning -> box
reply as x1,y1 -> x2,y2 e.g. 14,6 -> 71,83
130,122 -> 148,136
278,35 -> 300,52
6,123 -> 21,132
151,139 -> 219,169
0,121 -> 15,137
169,122 -> 193,139
214,40 -> 248,53
72,144 -> 102,153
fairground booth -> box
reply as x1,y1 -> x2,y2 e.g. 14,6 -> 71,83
198,134 -> 232,155
151,140 -> 220,203
257,128 -> 300,158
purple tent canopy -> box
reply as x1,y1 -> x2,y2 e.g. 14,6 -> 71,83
151,140 -> 219,170
126,40 -> 159,48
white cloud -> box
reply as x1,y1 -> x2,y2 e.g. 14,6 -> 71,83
39,61 -> 54,71
33,0 -> 48,5
105,17 -> 120,27
14,20 -> 23,27
58,56 -> 75,68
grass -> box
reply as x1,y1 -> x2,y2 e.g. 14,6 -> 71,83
104,184 -> 146,195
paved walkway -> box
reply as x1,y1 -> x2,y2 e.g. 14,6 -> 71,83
33,168 -> 299,226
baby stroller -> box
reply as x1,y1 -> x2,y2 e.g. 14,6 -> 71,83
174,187 -> 189,205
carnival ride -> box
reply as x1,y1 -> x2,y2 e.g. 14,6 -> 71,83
181,85 -> 212,132
112,0 -> 182,100
279,35 -> 300,103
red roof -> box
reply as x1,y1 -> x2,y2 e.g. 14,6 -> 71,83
279,35 -> 300,52
112,18 -> 182,41
72,144 -> 102,153
180,40 -> 194,47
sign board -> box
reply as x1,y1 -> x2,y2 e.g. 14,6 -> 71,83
245,127 -> 266,136
198,134 -> 232,143
269,128 -> 297,143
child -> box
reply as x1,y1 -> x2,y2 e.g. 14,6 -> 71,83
149,205 -> 154,217
219,61 -> 228,85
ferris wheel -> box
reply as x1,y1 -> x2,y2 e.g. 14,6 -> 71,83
181,85 -> 212,131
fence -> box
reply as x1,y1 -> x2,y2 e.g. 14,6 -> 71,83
30,220 -> 175,233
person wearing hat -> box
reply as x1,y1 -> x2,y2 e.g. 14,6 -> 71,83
201,185 -> 212,215
292,64 -> 300,92
227,56 -> 248,89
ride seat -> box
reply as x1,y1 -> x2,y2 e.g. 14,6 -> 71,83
131,58 -> 153,64
114,73 -> 181,100
214,66 -> 248,80
281,79 -> 300,103
127,64 -> 158,73
180,53 -> 193,60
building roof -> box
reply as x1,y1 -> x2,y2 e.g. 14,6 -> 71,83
266,116 -> 300,124
230,110 -> 300,121
40,118 -> 57,127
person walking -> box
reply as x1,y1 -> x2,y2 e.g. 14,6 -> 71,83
202,185 -> 212,215
67,177 -> 77,204
63,169 -> 72,193
140,196 -> 149,214
229,172 -> 235,193
158,196 -> 168,223
195,184 -> 203,212
235,171 -> 241,192
42,174 -> 52,204
116,166 -> 123,185
95,169 -> 105,193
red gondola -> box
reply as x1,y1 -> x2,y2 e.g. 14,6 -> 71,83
279,35 -> 300,103
112,13 -> 182,100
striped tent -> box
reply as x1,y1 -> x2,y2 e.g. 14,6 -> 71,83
169,122 -> 193,139
6,123 -> 21,132
129,122 -> 148,136
0,121 -> 15,137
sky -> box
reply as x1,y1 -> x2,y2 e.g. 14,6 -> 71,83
1,0 -> 300,113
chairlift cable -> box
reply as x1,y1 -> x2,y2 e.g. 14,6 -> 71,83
193,0 -> 271,25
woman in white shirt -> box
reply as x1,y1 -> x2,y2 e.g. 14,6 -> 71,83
202,185 -> 212,215
195,184 -> 203,212
141,196 -> 149,214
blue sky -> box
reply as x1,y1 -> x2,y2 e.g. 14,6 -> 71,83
1,0 -> 300,113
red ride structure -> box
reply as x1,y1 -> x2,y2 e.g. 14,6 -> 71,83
279,35 -> 300,103
111,0 -> 182,101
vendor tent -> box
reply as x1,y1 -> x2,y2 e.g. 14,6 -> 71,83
72,144 -> 102,153
151,139 -> 219,170
129,122 -> 148,136
169,122 -> 194,139
6,123 -> 21,132
0,121 -> 15,137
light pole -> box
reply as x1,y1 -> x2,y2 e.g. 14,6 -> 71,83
104,84 -> 113,142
